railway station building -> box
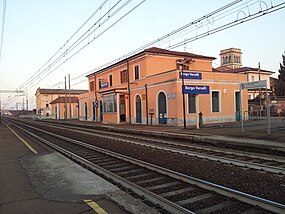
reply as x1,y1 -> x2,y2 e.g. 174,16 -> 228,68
35,88 -> 88,119
78,47 -> 248,126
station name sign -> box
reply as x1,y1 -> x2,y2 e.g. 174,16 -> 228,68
101,82 -> 109,89
240,80 -> 267,90
180,72 -> 202,80
182,85 -> 210,94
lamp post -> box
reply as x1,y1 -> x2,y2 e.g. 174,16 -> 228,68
177,59 -> 188,129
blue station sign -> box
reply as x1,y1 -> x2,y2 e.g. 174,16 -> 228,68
180,72 -> 202,80
182,85 -> 210,94
101,82 -> 109,89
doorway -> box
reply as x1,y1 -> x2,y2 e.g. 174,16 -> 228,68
92,101 -> 96,121
235,91 -> 241,121
158,92 -> 167,124
136,95 -> 142,123
119,95 -> 126,122
99,100 -> 103,122
84,102 -> 88,120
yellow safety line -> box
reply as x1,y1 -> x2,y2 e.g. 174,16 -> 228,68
84,200 -> 108,214
4,122 -> 38,155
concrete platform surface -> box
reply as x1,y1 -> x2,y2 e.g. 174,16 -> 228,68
0,122 -> 160,214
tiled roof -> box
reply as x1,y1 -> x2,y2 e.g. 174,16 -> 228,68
36,88 -> 88,95
50,96 -> 79,104
87,47 -> 216,77
144,47 -> 216,60
214,66 -> 274,74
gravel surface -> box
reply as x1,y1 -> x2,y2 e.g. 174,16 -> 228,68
31,123 -> 285,204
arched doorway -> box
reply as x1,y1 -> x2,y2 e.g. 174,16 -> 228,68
92,101 -> 96,121
136,95 -> 142,123
84,102 -> 88,120
99,100 -> 103,122
158,92 -> 167,124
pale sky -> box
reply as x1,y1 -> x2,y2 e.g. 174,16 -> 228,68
0,0 -> 284,110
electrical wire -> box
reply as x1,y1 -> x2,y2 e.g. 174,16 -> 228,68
21,0 -> 145,92
4,0 -> 146,109
18,0 -> 137,93
5,0 -> 285,109
19,0 -> 110,90
86,0 -> 285,76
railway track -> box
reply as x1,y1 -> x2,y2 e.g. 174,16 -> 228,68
4,118 -> 285,214
13,118 -> 285,175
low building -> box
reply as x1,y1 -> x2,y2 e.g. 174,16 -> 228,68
50,97 -> 79,119
78,47 -> 248,126
35,88 -> 88,119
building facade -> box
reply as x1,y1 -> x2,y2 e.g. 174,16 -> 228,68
50,97 -> 79,119
35,88 -> 88,119
78,47 -> 248,126
219,48 -> 242,69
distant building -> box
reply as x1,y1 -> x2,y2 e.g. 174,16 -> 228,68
35,88 -> 88,119
215,48 -> 274,101
219,48 -> 242,69
78,47 -> 248,126
50,97 -> 79,119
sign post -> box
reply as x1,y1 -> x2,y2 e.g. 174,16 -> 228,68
240,80 -> 270,134
183,85 -> 210,129
240,89 -> 243,132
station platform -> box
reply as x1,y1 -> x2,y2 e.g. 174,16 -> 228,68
99,122 -> 285,152
49,119 -> 285,153
0,122 -> 159,214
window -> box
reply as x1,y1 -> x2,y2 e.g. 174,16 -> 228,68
188,94 -> 196,113
120,70 -> 128,83
212,91 -> 220,112
46,104 -> 49,108
90,81 -> 94,91
99,79 -> 102,89
109,75 -> 113,87
237,56 -> 240,63
103,95 -> 117,113
134,65 -> 140,80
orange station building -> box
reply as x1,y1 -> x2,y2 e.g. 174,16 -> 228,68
78,47 -> 248,126
35,88 -> 88,119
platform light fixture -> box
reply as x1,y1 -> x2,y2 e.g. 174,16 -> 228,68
177,58 -> 194,129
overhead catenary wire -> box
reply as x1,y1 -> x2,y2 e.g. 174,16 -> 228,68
67,0 -> 258,78
5,0 -> 285,108
4,0 -> 146,108
19,0 -> 110,90
18,0 -> 144,93
21,0 -> 145,92
67,0 -> 285,89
